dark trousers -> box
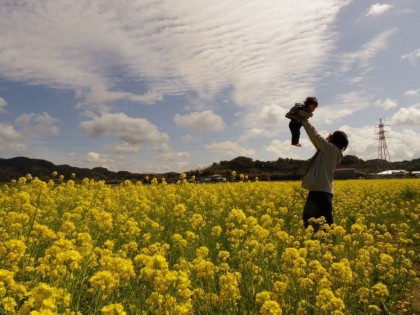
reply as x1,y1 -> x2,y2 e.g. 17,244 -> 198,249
289,120 -> 302,145
302,191 -> 333,230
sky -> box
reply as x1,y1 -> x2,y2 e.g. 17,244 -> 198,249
1,0 -> 419,174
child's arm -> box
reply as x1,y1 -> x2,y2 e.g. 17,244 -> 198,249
298,109 -> 313,119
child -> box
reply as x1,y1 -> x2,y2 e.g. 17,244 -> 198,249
285,96 -> 318,147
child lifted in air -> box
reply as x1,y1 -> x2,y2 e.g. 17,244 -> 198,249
285,96 -> 318,147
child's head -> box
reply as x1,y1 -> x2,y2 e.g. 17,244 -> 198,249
304,96 -> 318,112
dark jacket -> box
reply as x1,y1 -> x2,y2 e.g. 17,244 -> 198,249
285,103 -> 313,123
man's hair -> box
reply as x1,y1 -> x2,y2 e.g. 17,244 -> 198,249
304,96 -> 318,107
330,131 -> 348,151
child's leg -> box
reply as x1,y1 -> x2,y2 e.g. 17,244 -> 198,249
289,120 -> 302,145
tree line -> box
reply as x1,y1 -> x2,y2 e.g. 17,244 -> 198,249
1,155 -> 419,183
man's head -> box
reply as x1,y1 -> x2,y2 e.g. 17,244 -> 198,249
327,131 -> 348,151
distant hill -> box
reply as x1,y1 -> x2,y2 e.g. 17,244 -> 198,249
0,155 -> 419,183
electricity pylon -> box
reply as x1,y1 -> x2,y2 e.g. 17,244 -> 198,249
377,118 -> 391,171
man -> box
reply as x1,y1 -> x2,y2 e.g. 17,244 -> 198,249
301,119 -> 349,230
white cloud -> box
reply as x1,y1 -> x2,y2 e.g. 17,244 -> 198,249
105,143 -> 141,153
340,28 -> 397,72
337,124 -> 420,162
155,151 -> 190,161
8,143 -> 27,151
338,125 -> 378,159
373,98 -> 397,110
405,89 -> 420,97
240,128 -> 277,142
260,105 -> 287,124
143,164 -> 172,174
204,141 -> 255,158
84,152 -> 116,163
180,134 -> 193,142
0,123 -> 21,140
154,142 -> 172,154
0,97 -> 7,113
401,48 -> 420,65
79,152 -> 126,171
80,112 -> 169,144
265,139 -> 311,159
366,3 -> 393,17
388,107 -> 420,126
174,110 -> 225,132
385,129 -> 420,161
15,112 -> 60,136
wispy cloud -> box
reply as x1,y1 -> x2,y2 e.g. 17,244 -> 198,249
105,143 -> 142,153
366,3 -> 393,17
0,0 -> 351,111
401,48 -> 420,65
316,91 -> 372,124
340,28 -> 397,72
86,83 -> 163,105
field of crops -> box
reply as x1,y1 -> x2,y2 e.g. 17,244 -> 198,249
0,175 -> 419,314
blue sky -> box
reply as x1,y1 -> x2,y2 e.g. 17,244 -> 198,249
1,0 -> 419,173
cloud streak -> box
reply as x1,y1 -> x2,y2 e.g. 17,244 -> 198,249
340,28 -> 397,73
401,48 -> 420,65
0,0 -> 351,110
366,3 -> 393,17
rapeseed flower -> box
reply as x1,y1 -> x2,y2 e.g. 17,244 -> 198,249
101,303 -> 126,315
260,300 -> 282,314
0,177 -> 418,313
219,272 -> 241,304
372,282 -> 389,300
211,226 -> 222,237
315,288 -> 345,313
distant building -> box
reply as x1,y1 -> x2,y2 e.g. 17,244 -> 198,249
334,168 -> 365,179
210,174 -> 224,182
198,177 -> 211,183
377,170 -> 409,177
410,171 -> 420,178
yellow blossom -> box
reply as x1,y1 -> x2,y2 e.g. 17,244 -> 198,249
101,303 -> 126,315
260,300 -> 282,315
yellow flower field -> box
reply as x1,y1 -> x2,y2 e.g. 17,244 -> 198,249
0,176 -> 419,314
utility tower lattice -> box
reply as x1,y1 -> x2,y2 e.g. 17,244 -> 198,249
377,118 -> 391,171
